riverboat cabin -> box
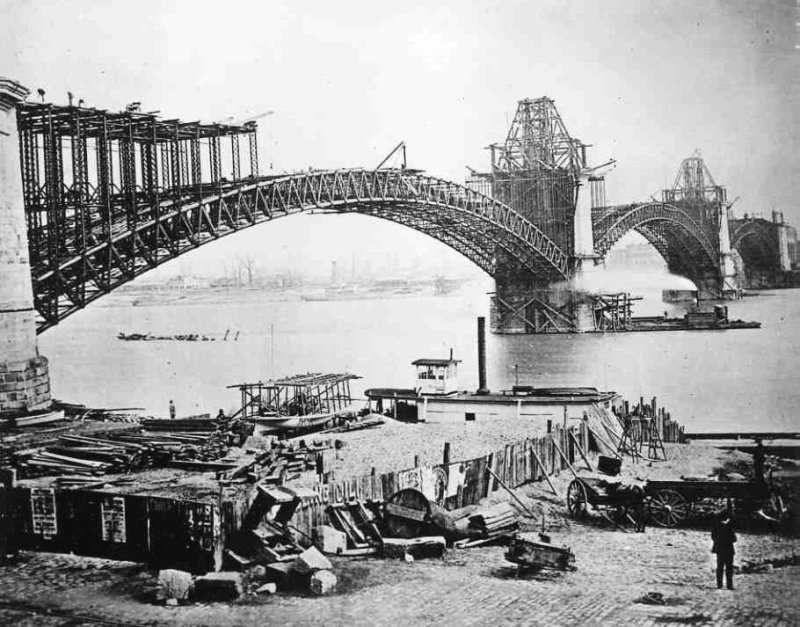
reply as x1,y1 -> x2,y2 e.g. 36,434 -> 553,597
365,356 -> 621,427
412,356 -> 461,395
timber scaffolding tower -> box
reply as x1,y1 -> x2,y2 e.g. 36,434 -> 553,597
467,97 -> 608,254
468,97 -> 628,334
16,101 -> 259,321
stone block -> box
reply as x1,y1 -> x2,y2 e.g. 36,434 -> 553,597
193,572 -> 243,602
256,582 -> 277,595
156,569 -> 193,601
381,536 -> 446,560
309,569 -> 337,596
313,525 -> 347,555
293,546 -> 333,575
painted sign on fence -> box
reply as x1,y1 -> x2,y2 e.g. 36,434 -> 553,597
101,496 -> 127,543
30,488 -> 57,538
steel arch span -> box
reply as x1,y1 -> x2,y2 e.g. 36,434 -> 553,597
730,219 -> 779,269
593,202 -> 718,274
31,168 -> 570,332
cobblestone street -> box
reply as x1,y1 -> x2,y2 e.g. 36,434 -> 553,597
0,524 -> 797,626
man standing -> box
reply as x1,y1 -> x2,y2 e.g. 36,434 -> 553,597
753,439 -> 766,487
711,513 -> 737,590
169,399 -> 176,420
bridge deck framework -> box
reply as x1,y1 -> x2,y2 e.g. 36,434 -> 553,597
17,102 -> 259,328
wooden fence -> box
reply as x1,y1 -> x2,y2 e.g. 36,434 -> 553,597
8,487 -> 222,573
285,422 -> 595,539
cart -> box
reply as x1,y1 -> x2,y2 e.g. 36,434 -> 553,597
644,479 -> 784,528
566,476 -> 645,528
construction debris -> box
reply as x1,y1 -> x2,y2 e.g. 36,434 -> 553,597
325,501 -> 383,553
10,415 -> 247,478
309,569 -> 337,595
313,525 -> 347,555
156,569 -> 193,603
504,533 -> 577,572
381,536 -> 446,560
293,546 -> 333,575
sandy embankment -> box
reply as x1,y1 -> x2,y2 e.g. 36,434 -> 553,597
300,416 -> 551,478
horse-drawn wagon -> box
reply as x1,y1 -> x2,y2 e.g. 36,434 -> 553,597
644,479 -> 784,527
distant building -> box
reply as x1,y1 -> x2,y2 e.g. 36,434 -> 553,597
166,275 -> 210,290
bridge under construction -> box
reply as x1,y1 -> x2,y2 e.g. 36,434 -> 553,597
0,76 -> 797,416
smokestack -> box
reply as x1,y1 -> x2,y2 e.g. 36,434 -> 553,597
476,317 -> 489,395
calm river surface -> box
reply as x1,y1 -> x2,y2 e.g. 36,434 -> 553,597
38,281 -> 800,434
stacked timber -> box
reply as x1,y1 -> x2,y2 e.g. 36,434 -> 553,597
13,423 -> 235,478
252,439 -> 336,485
467,503 -> 519,540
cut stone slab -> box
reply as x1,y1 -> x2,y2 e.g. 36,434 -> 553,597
309,569 -> 337,595
193,572 -> 244,602
293,545 -> 333,575
313,525 -> 347,555
256,582 -> 277,595
156,569 -> 193,601
382,536 -> 446,560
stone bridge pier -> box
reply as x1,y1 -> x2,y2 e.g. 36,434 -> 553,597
0,78 -> 50,416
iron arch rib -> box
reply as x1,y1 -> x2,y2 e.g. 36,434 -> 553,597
30,169 -> 570,332
593,202 -> 717,270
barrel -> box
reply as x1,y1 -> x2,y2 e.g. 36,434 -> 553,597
597,455 -> 622,476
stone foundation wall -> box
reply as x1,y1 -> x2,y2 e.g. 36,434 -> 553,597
0,355 -> 51,415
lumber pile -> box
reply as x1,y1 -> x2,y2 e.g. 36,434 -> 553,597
455,503 -> 519,547
12,421 -> 236,478
236,439 -> 337,485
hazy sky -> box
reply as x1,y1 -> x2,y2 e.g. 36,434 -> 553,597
3,0 -> 798,279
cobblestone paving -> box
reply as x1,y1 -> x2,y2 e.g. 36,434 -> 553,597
0,527 -> 797,626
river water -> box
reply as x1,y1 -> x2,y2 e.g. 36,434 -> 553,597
38,280 -> 800,434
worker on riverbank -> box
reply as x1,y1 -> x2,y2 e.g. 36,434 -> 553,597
169,399 -> 176,420
711,513 -> 737,590
753,439 -> 766,487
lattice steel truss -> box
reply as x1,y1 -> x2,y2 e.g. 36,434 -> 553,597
468,97 -> 585,256
17,104 -> 570,332
592,201 -> 718,284
18,102 -> 259,329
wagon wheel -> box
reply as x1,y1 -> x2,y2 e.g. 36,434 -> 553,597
649,489 -> 689,527
567,479 -> 588,519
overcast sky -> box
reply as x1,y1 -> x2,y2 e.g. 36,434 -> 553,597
3,0 -> 798,279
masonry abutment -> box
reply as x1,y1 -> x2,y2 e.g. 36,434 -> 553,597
0,78 -> 51,415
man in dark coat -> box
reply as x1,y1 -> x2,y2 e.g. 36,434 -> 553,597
711,514 -> 737,589
753,440 -> 766,487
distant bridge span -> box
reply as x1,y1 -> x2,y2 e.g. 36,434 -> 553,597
592,201 -> 719,283
31,168 -> 571,332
